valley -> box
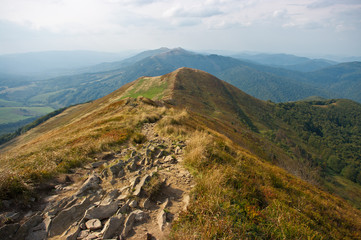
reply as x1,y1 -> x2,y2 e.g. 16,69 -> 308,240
1,48 -> 361,136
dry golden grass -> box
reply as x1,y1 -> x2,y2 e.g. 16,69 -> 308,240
169,128 -> 361,239
183,131 -> 212,168
156,108 -> 190,140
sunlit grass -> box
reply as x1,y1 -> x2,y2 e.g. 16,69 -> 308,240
121,77 -> 169,100
150,111 -> 361,239
0,98 -> 165,200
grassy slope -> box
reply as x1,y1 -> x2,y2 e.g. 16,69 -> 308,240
156,112 -> 361,239
0,77 -> 165,198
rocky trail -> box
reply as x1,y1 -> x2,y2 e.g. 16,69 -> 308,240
0,123 -> 194,239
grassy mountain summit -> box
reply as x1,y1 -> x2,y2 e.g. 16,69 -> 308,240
1,68 -> 361,239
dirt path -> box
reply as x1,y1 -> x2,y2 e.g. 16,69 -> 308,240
0,122 -> 194,240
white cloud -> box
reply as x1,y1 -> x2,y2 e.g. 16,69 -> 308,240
0,0 -> 360,55
1,0 -> 359,33
163,5 -> 222,18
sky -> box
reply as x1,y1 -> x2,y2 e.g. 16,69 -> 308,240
0,0 -> 360,57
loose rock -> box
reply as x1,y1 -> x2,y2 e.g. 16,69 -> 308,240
78,230 -> 90,239
141,198 -> 152,210
129,199 -> 138,208
133,209 -> 148,222
85,219 -> 102,230
157,210 -> 167,231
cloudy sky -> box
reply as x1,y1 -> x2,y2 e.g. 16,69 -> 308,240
0,0 -> 360,56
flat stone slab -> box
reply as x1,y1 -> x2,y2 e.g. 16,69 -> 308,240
85,201 -> 118,220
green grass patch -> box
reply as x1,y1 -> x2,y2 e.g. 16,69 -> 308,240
323,174 -> 361,210
122,77 -> 168,100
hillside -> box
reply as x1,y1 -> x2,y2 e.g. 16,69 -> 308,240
1,68 -> 361,239
233,53 -> 336,72
36,48 -> 334,106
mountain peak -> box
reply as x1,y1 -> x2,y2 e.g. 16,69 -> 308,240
173,66 -> 201,74
116,67 -> 266,132
157,47 -> 192,57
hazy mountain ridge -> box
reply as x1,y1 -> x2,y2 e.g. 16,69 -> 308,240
0,50 -> 132,77
232,52 -> 338,72
0,48 -> 360,135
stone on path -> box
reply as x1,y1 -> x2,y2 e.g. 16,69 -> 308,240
101,215 -> 125,239
85,219 -> 102,230
85,201 -> 119,220
157,210 -> 167,231
122,211 -> 136,238
133,174 -> 150,196
14,215 -> 43,240
49,196 -> 93,237
110,162 -> 125,178
76,174 -> 101,196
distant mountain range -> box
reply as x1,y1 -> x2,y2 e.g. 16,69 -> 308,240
0,47 -> 360,134
36,47 -> 360,104
232,52 -> 337,72
0,50 -> 134,79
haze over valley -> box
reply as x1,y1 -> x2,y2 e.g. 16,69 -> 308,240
1,47 -> 361,136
